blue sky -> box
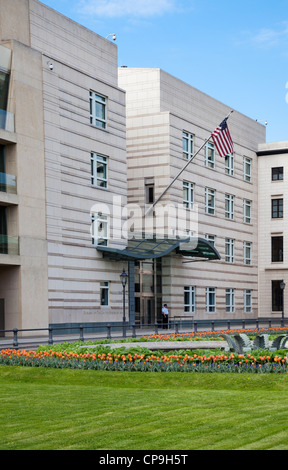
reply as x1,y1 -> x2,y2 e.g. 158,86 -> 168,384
40,0 -> 288,142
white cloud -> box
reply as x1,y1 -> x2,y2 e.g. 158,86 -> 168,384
78,0 -> 177,18
251,22 -> 288,48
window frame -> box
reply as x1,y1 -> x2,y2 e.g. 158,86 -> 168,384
225,194 -> 234,220
90,91 -> 107,129
271,198 -> 283,219
206,287 -> 216,313
244,289 -> 252,313
243,241 -> 252,265
205,142 -> 215,169
100,281 -> 110,306
243,199 -> 252,224
182,131 -> 194,160
91,213 -> 109,247
225,238 -> 234,263
226,288 -> 235,313
91,152 -> 108,188
205,187 -> 215,215
183,181 -> 194,210
184,286 -> 195,313
243,157 -> 251,182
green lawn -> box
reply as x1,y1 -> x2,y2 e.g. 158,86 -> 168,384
1,365 -> 288,450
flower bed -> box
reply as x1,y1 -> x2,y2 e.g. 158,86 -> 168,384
1,347 -> 288,373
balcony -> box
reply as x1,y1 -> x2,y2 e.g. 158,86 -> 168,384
0,235 -> 19,256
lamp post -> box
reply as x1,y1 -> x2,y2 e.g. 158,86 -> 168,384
120,269 -> 128,338
280,280 -> 286,327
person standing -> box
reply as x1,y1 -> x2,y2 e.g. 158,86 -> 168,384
162,303 -> 169,329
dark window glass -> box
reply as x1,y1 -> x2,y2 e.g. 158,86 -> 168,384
272,280 -> 283,311
272,199 -> 283,218
272,167 -> 284,181
271,236 -> 283,262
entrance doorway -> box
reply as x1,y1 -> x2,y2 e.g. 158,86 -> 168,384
0,299 -> 4,336
134,259 -> 162,325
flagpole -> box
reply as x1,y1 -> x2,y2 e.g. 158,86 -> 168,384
145,110 -> 234,216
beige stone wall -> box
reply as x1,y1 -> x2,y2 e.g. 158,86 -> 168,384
119,67 -> 266,320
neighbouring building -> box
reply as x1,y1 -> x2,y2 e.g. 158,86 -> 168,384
258,141 -> 288,319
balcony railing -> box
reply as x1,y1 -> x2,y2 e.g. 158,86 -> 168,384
0,172 -> 17,194
0,109 -> 15,133
0,234 -> 19,255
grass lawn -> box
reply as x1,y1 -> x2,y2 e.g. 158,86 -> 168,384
1,365 -> 288,450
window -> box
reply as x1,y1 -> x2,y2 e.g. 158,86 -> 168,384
91,153 -> 108,188
184,286 -> 195,313
272,281 -> 283,311
100,281 -> 110,306
91,213 -> 108,246
205,188 -> 215,215
90,91 -> 107,129
244,290 -> 252,313
226,288 -> 234,313
183,181 -> 194,209
182,131 -> 194,160
205,142 -> 215,168
271,236 -> 283,262
272,167 -> 284,181
271,199 -> 283,218
243,241 -> 252,265
206,287 -> 216,313
205,234 -> 216,246
225,194 -> 234,220
225,238 -> 234,263
225,154 -> 234,176
243,157 -> 251,182
243,199 -> 251,224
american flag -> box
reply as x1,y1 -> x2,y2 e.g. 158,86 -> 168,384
211,118 -> 234,157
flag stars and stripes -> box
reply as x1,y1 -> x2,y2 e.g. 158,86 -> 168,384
211,118 -> 234,157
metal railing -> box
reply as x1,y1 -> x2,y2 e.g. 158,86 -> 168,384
0,317 -> 287,350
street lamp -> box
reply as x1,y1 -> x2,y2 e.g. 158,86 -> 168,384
120,269 -> 128,337
280,280 -> 286,327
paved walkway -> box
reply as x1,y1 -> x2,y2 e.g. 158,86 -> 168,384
84,340 -> 228,351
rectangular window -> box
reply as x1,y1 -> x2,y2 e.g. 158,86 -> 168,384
272,281 -> 283,311
205,234 -> 216,246
205,188 -> 215,215
225,154 -> 234,176
182,131 -> 194,160
90,91 -> 107,129
206,287 -> 216,313
100,281 -> 110,306
91,153 -> 108,188
243,199 -> 251,224
205,142 -> 215,168
243,157 -> 251,182
243,241 -> 252,265
91,213 -> 108,246
225,194 -> 234,220
226,288 -> 234,313
272,167 -> 284,181
271,199 -> 283,218
271,236 -> 283,262
183,181 -> 194,209
244,289 -> 252,313
225,238 -> 234,263
184,286 -> 195,313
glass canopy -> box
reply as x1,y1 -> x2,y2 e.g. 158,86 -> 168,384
97,237 -> 221,261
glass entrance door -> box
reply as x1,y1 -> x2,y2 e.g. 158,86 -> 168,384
134,259 -> 162,325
